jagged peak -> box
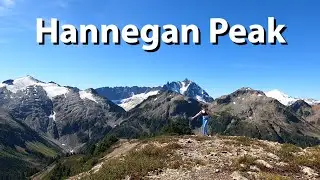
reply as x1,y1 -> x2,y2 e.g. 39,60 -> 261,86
181,78 -> 192,84
238,87 -> 254,91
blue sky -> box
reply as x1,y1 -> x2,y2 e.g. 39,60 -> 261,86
0,0 -> 319,99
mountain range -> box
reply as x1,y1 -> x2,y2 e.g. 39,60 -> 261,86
0,76 -> 320,178
96,79 -> 320,111
95,78 -> 214,111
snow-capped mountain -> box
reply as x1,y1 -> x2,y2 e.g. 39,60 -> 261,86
96,79 -> 214,111
0,75 -> 103,103
163,79 -> 214,103
0,75 -> 69,99
0,76 -> 125,150
265,89 -> 320,106
1,76 -> 320,153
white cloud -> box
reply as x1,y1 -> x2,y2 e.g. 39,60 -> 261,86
0,0 -> 15,7
0,0 -> 15,16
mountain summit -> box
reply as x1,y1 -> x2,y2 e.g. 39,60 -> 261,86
163,79 -> 214,103
0,75 -> 69,99
210,87 -> 320,147
265,89 -> 320,106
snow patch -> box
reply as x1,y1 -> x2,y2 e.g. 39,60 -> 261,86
49,111 -> 56,121
0,76 -> 69,99
265,89 -> 320,106
196,95 -> 205,103
266,89 -> 299,106
79,91 -> 98,103
265,89 -> 298,106
180,81 -> 191,94
117,90 -> 159,111
42,83 -> 69,99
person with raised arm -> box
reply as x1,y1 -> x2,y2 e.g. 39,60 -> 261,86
190,104 -> 210,136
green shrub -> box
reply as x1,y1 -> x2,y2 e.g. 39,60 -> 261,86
233,155 -> 257,171
276,143 -> 300,161
44,135 -> 119,180
160,118 -> 192,136
88,143 -> 182,180
93,135 -> 119,156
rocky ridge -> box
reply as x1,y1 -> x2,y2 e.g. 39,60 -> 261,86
0,76 -> 125,152
67,135 -> 320,180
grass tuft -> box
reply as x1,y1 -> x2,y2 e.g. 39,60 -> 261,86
223,136 -> 254,147
88,142 -> 183,180
276,143 -> 301,161
258,172 -> 291,180
233,155 -> 257,172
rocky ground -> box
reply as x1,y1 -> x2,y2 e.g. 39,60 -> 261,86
68,135 -> 320,180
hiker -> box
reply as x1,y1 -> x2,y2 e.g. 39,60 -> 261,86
190,105 -> 210,136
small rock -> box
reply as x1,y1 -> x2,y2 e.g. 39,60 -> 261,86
215,169 -> 220,173
276,162 -> 288,167
230,171 -> 248,180
267,152 -> 279,160
247,171 -> 258,179
255,159 -> 273,169
249,165 -> 261,172
301,166 -> 318,177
